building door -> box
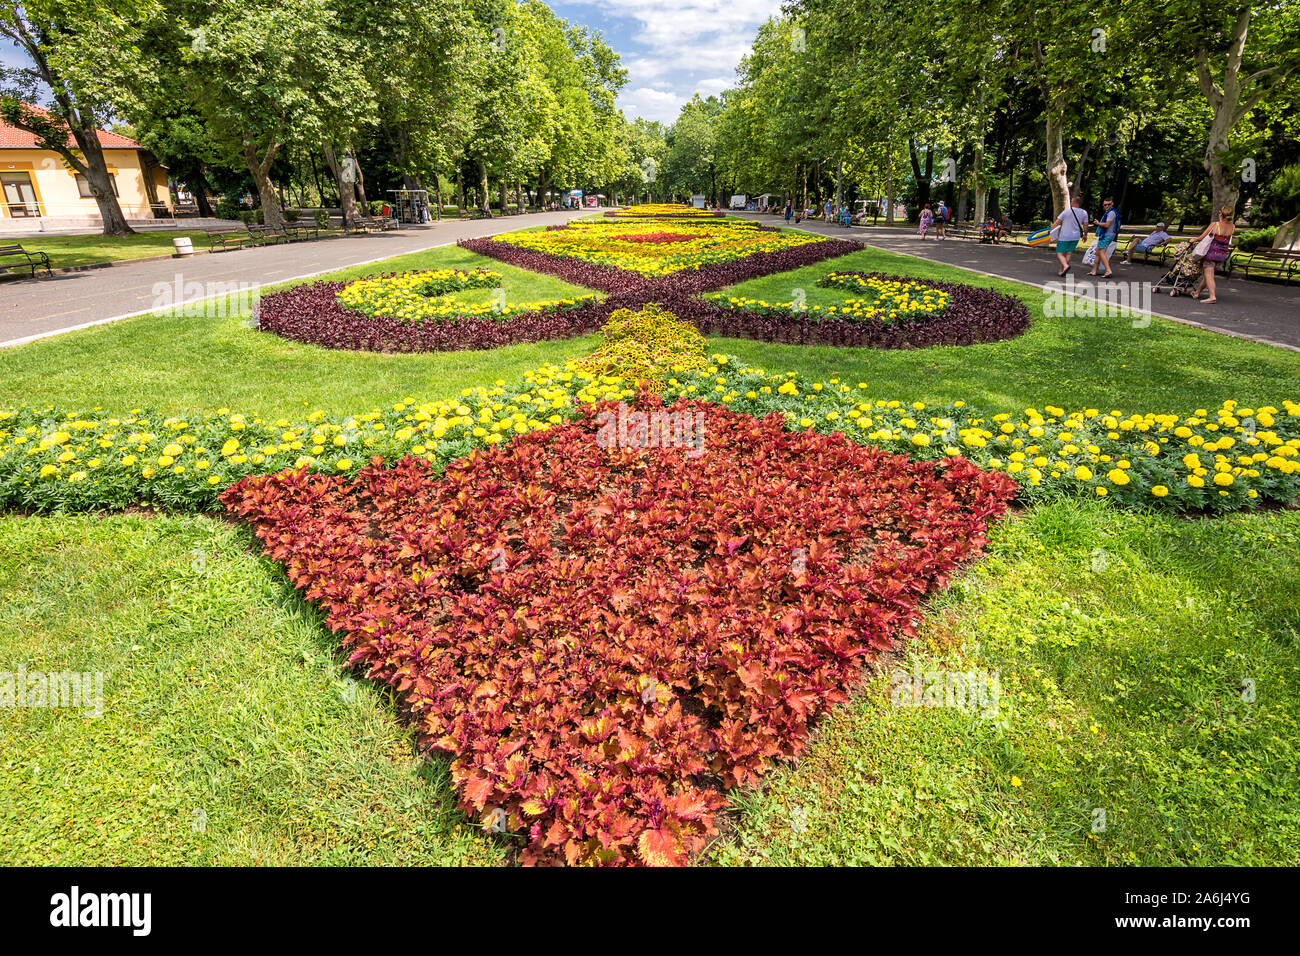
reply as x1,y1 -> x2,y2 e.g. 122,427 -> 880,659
1,173 -> 41,217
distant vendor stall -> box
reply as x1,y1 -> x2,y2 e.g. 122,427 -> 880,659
387,188 -> 431,223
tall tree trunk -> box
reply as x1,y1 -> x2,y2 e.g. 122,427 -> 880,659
479,162 -> 491,214
499,177 -> 508,215
1043,107 -> 1070,217
516,178 -> 524,213
243,132 -> 284,229
834,159 -> 843,210
885,141 -> 895,224
1194,10 -> 1254,219
3,39 -> 134,235
322,142 -> 357,227
1033,41 -> 1070,217
189,163 -> 214,217
349,148 -> 369,211
456,167 -> 466,214
973,139 -> 987,223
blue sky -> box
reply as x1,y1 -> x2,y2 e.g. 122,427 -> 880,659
552,0 -> 782,123
2,1 -> 783,126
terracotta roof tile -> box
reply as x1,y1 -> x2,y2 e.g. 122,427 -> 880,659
0,108 -> 141,150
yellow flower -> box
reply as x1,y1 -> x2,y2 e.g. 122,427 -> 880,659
1151,485 -> 1169,497
336,459 -> 353,471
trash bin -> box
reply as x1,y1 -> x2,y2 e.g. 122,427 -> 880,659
173,236 -> 194,257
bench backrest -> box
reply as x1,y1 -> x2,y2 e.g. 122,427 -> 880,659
0,244 -> 29,255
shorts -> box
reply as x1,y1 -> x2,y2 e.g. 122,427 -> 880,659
1097,235 -> 1116,249
1056,239 -> 1080,253
1134,240 -> 1154,253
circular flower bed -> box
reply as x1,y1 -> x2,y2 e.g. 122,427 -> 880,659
257,270 -> 610,353
692,271 -> 1030,348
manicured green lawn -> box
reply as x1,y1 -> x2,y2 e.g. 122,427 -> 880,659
2,236 -> 1297,867
0,244 -> 599,418
3,244 -> 1295,422
0,514 -> 503,866
718,247 -> 1300,413
10,230 -> 227,269
712,501 -> 1300,865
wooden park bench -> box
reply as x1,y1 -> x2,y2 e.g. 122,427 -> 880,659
346,213 -> 397,234
1230,247 -> 1299,284
245,223 -> 290,245
1118,235 -> 1177,267
206,228 -> 260,252
285,221 -> 319,241
0,242 -> 52,278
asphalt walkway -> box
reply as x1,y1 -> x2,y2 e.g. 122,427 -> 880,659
0,208 -> 592,347
734,213 -> 1300,352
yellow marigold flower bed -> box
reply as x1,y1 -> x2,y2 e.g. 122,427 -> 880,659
336,268 -> 596,324
572,304 -> 709,391
494,216 -> 821,277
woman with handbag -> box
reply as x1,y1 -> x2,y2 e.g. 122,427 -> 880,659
1051,197 -> 1090,276
1186,206 -> 1235,303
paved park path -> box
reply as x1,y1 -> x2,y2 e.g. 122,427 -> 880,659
0,208 -> 593,348
734,213 -> 1300,352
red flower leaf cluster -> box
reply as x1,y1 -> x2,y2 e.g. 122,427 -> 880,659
608,232 -> 697,243
221,399 -> 1016,865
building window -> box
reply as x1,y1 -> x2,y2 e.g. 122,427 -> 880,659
2,172 -> 42,217
75,173 -> 118,199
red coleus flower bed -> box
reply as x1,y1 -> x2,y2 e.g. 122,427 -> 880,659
609,232 -> 697,244
256,280 -> 616,353
221,398 -> 1016,865
459,235 -> 864,297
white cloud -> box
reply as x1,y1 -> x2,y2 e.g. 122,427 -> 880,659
564,0 -> 783,122
617,86 -> 687,124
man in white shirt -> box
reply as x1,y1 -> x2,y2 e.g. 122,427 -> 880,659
1052,197 -> 1090,275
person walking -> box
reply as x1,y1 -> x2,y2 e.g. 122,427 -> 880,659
1188,205 -> 1236,303
918,203 -> 934,240
1051,196 -> 1089,275
824,198 -> 833,221
784,200 -> 792,223
1087,197 -> 1121,277
935,201 -> 949,239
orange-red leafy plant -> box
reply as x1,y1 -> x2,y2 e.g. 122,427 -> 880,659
221,398 -> 1016,865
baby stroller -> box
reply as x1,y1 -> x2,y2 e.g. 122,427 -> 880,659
978,219 -> 998,243
1152,241 -> 1202,296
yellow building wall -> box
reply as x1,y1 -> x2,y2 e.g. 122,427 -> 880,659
1,147 -> 170,219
